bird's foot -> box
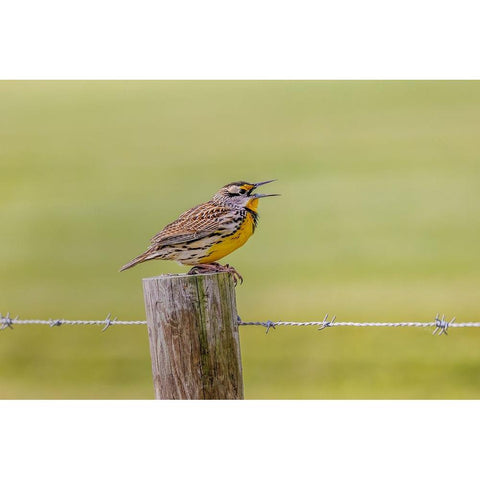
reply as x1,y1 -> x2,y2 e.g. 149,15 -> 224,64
188,263 -> 243,286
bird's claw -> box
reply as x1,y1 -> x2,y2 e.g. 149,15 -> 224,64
223,264 -> 243,286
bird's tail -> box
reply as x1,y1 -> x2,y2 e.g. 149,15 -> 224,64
119,251 -> 151,272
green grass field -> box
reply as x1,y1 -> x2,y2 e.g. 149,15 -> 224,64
1,80 -> 480,399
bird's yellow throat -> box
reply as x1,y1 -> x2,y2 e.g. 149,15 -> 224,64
245,197 -> 259,212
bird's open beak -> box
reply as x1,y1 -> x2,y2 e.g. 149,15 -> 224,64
252,179 -> 280,198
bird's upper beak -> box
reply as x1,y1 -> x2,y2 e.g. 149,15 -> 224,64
251,179 -> 280,198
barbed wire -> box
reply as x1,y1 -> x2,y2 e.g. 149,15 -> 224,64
237,314 -> 480,335
2,312 -> 480,336
0,313 -> 146,332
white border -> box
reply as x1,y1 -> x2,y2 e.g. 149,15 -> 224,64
2,400 -> 478,479
1,1 -> 479,79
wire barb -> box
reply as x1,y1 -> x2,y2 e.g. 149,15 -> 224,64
236,317 -> 277,333
264,321 -> 276,334
318,314 -> 336,331
102,313 -> 116,332
0,312 -> 14,330
432,313 -> 456,336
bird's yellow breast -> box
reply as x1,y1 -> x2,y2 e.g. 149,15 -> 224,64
198,206 -> 257,264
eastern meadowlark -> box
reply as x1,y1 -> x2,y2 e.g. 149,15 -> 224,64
119,180 -> 279,283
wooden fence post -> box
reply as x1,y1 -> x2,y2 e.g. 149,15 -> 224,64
142,272 -> 244,400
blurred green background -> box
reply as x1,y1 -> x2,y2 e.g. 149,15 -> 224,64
1,80 -> 480,399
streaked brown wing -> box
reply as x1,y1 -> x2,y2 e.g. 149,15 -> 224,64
149,202 -> 233,247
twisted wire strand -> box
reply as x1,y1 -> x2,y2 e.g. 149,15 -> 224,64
238,321 -> 480,328
0,313 -> 146,331
1,319 -> 147,326
236,314 -> 480,335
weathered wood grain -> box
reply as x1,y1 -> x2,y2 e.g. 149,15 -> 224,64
143,272 -> 244,400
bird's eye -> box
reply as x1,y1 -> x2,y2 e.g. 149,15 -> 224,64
239,188 -> 247,195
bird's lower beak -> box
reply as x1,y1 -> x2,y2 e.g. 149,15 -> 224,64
252,179 -> 280,198
252,193 -> 281,198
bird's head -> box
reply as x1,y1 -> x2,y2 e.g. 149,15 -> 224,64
212,180 -> 279,210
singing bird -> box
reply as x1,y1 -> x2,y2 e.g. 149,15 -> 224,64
119,180 -> 279,283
